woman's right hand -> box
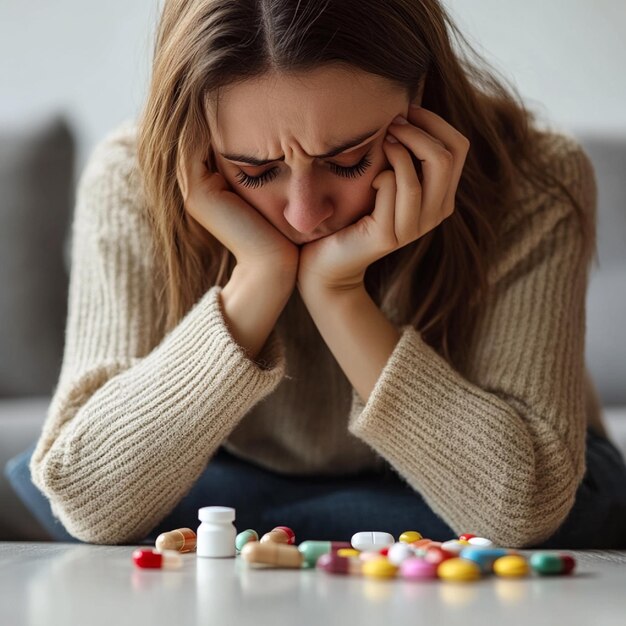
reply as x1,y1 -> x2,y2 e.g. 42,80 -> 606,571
177,144 -> 299,277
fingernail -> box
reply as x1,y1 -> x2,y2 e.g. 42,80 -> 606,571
410,103 -> 421,109
392,115 -> 408,125
385,134 -> 398,143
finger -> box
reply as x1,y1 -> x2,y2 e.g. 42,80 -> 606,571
382,137 -> 422,243
388,122 -> 451,237
369,169 -> 398,250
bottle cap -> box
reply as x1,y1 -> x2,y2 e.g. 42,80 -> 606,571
198,506 -> 236,523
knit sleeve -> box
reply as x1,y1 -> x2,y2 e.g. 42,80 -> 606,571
347,137 -> 597,548
29,123 -> 286,544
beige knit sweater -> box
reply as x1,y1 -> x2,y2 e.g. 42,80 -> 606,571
29,119 -> 605,547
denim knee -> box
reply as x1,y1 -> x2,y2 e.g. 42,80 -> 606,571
4,443 -> 80,543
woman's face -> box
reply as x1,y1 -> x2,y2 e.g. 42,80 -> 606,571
207,65 -> 423,245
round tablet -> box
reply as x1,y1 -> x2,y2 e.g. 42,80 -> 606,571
438,558 -> 481,582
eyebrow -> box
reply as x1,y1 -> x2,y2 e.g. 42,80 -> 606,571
220,127 -> 381,166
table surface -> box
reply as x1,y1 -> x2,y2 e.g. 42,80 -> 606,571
1,542 -> 625,626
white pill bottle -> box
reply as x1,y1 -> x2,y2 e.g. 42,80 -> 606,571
196,506 -> 237,558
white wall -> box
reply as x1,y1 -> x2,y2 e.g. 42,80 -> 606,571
1,0 -> 625,184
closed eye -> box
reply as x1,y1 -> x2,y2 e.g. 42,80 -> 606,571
234,152 -> 373,189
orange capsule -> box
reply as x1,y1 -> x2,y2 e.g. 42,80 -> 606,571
259,526 -> 296,545
155,528 -> 197,553
241,541 -> 303,568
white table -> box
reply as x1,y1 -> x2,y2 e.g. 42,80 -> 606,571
1,542 -> 625,626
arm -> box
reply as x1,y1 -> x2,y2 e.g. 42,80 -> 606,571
29,125 -> 289,544
301,140 -> 597,548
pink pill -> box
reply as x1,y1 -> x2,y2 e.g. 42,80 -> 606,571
400,557 -> 438,580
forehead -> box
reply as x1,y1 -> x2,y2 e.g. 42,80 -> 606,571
207,65 -> 407,154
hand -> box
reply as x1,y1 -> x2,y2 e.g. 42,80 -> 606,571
296,105 -> 470,292
177,145 -> 299,276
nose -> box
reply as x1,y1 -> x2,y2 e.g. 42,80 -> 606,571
283,178 -> 334,235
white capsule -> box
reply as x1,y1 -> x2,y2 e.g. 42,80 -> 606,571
467,537 -> 495,548
351,531 -> 395,552
387,542 -> 415,565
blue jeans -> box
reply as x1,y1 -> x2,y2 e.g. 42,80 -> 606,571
5,427 -> 626,548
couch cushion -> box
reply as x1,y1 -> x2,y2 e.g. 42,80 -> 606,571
0,114 -> 74,396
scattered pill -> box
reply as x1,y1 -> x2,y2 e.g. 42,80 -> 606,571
399,531 -> 423,544
359,550 -> 385,562
424,546 -> 456,566
493,555 -> 530,578
297,540 -> 352,568
561,555 -> 576,575
529,552 -> 570,576
155,528 -> 197,553
467,537 -> 494,548
438,558 -> 481,582
132,548 -> 182,570
387,542 -> 416,566
260,526 -> 296,545
459,547 -> 510,574
411,538 -> 434,549
317,552 -> 363,575
400,557 -> 438,580
241,541 -> 303,568
362,557 -> 398,579
235,529 -> 259,553
459,534 -> 476,541
440,540 -> 466,555
337,548 -> 360,558
351,531 -> 395,551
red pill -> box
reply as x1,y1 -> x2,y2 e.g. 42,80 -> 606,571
132,548 -> 182,570
379,547 -> 390,556
459,533 -> 476,541
317,552 -> 362,575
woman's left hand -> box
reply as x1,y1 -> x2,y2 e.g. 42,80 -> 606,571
296,104 -> 470,293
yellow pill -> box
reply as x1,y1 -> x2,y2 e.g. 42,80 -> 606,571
438,558 -> 481,582
399,531 -> 423,544
337,548 -> 361,558
493,555 -> 529,578
362,557 -> 398,579
458,540 -> 470,545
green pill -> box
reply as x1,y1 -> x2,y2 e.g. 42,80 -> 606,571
297,541 -> 352,568
529,552 -> 564,575
235,529 -> 259,553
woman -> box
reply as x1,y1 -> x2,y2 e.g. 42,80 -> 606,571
6,0 -> 626,549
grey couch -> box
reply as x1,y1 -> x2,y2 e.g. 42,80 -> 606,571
1,115 -> 625,542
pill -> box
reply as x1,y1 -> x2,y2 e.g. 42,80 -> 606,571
379,547 -> 390,556
155,528 -> 197,553
240,541 -> 303,568
467,537 -> 494,548
387,542 -> 416,565
529,552 -> 571,575
235,529 -> 259,553
359,550 -> 385,562
459,547 -> 510,574
424,546 -> 456,566
362,557 -> 398,579
438,557 -> 482,582
351,531 -> 395,551
440,540 -> 467,555
411,538 -> 434,549
493,555 -> 530,578
317,552 -> 363,575
459,533 -> 476,541
260,526 -> 296,545
337,548 -> 360,558
297,540 -> 352,568
400,557 -> 438,580
399,531 -> 423,544
132,548 -> 182,570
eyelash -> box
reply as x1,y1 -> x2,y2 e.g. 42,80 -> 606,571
234,152 -> 373,189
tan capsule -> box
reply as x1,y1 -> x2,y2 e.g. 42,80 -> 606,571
155,528 -> 197,553
260,529 -> 291,544
241,541 -> 303,568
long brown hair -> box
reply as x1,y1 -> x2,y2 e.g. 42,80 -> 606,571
136,0 -> 597,368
